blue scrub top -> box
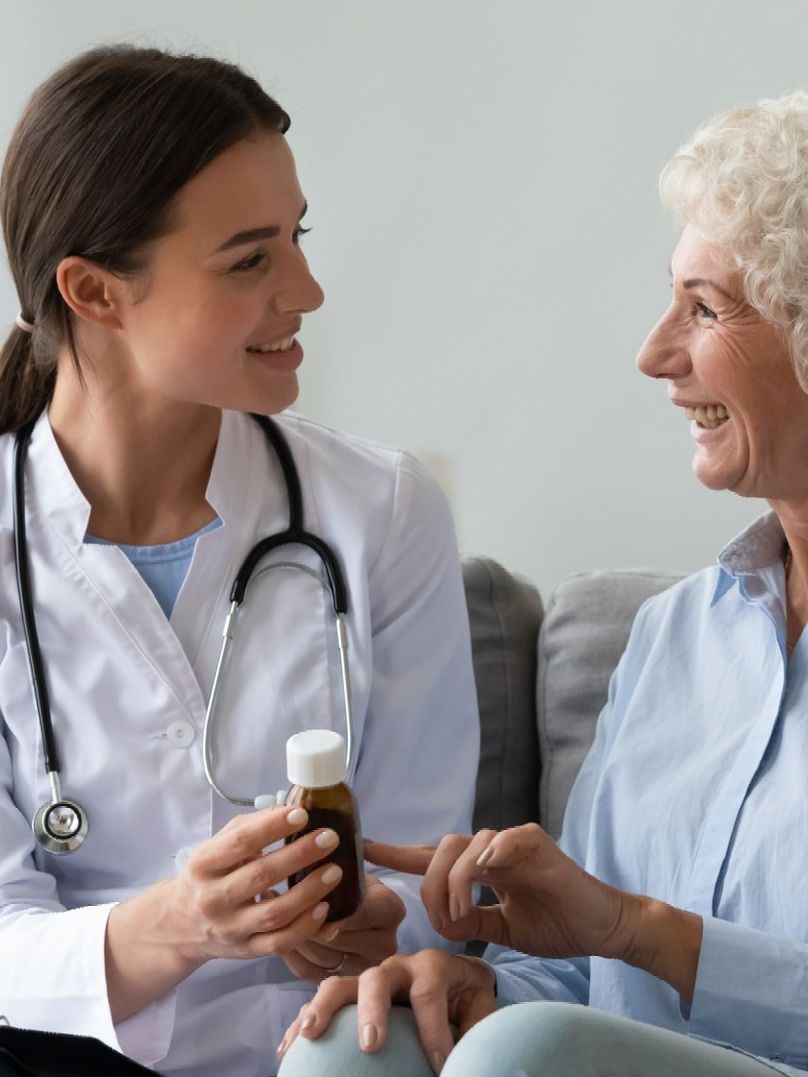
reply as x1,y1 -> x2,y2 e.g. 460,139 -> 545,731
85,517 -> 222,619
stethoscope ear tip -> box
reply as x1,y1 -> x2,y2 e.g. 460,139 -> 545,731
253,790 -> 288,811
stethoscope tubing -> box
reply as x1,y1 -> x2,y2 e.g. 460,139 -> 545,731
13,412 -> 355,851
13,419 -> 59,775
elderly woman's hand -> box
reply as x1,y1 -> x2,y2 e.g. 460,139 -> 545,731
282,875 -> 405,981
365,825 -> 639,961
278,950 -> 497,1073
364,826 -> 703,1002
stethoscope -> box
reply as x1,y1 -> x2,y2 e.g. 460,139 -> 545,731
13,412 -> 355,856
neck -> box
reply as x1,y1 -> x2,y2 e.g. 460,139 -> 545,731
49,364 -> 221,545
769,497 -> 808,653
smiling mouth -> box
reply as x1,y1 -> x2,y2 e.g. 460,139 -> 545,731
685,404 -> 730,430
246,335 -> 296,354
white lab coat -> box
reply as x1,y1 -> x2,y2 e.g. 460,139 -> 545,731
0,409 -> 479,1076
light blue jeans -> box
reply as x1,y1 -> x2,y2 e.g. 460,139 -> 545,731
278,1002 -> 785,1076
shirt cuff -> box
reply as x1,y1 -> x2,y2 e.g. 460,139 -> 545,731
114,987 -> 178,1068
688,916 -> 808,1067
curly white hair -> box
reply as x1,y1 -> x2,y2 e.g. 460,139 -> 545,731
660,92 -> 808,390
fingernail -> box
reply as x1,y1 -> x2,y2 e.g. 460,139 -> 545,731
315,828 -> 339,849
321,864 -> 343,885
287,807 -> 308,826
476,847 -> 494,868
361,1023 -> 378,1050
312,901 -> 329,920
276,1037 -> 287,1056
319,926 -> 340,942
431,1050 -> 445,1073
301,1013 -> 316,1032
449,895 -> 461,922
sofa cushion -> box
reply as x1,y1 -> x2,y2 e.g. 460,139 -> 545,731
462,557 -> 543,833
538,569 -> 683,840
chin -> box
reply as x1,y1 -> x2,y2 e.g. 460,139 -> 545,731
237,377 -> 299,416
691,443 -> 750,494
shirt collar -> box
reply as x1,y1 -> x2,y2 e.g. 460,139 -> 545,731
711,511 -> 786,606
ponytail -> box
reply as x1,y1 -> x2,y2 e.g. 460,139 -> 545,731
0,325 -> 55,433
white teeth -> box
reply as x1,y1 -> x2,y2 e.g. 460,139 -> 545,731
684,403 -> 729,428
247,335 -> 295,354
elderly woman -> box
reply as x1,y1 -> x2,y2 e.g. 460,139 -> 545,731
275,92 -> 808,1077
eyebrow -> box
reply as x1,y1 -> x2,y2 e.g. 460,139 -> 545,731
667,265 -> 737,303
682,277 -> 737,302
213,202 -> 308,254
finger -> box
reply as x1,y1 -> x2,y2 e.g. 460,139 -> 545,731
278,975 -> 361,1058
316,876 -> 405,936
419,834 -> 475,931
247,895 -> 333,959
283,948 -> 342,984
409,978 -> 454,1076
446,830 -> 497,921
235,863 -> 344,950
354,961 -> 413,1053
190,806 -> 310,876
312,926 -> 397,963
475,822 -> 547,870
363,840 -> 435,875
296,939 -> 350,969
450,957 -> 499,1037
208,827 -> 341,910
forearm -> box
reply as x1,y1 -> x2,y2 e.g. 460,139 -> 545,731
616,893 -> 703,1004
105,880 -> 204,1022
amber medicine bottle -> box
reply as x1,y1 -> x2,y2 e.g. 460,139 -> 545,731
285,730 -> 365,922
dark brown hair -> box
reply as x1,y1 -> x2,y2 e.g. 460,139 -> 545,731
0,44 -> 290,433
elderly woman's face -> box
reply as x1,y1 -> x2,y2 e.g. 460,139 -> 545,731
636,226 -> 808,499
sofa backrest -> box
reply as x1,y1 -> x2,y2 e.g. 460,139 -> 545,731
537,569 -> 682,838
462,558 -> 682,840
462,558 -> 542,834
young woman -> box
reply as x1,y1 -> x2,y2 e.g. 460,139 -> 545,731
0,45 -> 478,1075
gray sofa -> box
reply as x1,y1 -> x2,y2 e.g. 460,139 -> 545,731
462,558 -> 683,841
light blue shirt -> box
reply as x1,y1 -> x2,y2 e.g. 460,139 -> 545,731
489,512 -> 808,1075
84,517 -> 222,619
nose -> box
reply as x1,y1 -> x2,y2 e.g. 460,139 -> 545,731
274,249 -> 325,315
636,311 -> 691,380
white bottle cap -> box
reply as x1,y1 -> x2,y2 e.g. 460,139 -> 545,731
287,730 -> 347,789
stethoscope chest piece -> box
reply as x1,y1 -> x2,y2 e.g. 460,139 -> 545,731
32,797 -> 88,855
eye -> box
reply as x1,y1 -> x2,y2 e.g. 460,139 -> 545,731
231,249 -> 267,273
294,225 -> 311,246
695,300 -> 717,320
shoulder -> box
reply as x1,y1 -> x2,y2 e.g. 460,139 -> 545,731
616,564 -> 725,683
274,411 -> 447,526
634,565 -> 722,629
276,411 -> 404,476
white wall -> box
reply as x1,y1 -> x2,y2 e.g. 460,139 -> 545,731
1,1 -> 803,595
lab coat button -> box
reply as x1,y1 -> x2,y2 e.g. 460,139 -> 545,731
175,846 -> 194,870
167,720 -> 196,748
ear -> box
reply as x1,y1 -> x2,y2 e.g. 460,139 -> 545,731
55,256 -> 127,330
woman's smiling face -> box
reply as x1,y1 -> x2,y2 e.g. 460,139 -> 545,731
636,225 -> 808,501
106,130 -> 324,416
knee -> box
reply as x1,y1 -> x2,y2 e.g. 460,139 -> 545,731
443,1002 -> 602,1077
278,1005 -> 434,1077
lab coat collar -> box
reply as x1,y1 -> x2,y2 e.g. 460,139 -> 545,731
25,408 -> 253,546
27,411 -> 92,544
202,409 -> 253,526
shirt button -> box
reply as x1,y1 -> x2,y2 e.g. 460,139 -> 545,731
175,846 -> 194,870
167,720 -> 196,748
